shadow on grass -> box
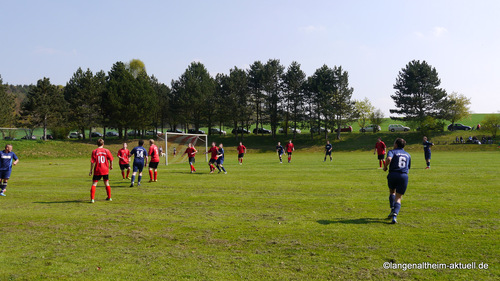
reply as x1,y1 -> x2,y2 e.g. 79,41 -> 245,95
34,200 -> 87,204
317,218 -> 388,225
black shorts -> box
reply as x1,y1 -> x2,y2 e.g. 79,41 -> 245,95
119,164 -> 130,170
149,161 -> 159,169
378,154 -> 385,160
238,153 -> 245,158
325,151 -> 332,156
287,152 -> 292,156
93,174 -> 109,181
209,158 -> 217,165
188,157 -> 195,164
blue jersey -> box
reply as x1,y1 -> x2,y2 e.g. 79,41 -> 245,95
217,147 -> 224,161
0,151 -> 18,171
325,143 -> 332,152
387,148 -> 411,174
130,146 -> 147,164
423,141 -> 433,153
276,145 -> 284,154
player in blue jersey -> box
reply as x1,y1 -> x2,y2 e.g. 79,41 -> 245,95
0,144 -> 19,196
276,142 -> 284,163
422,136 -> 434,169
130,140 -> 148,187
216,143 -> 227,174
324,140 -> 333,162
383,138 -> 411,224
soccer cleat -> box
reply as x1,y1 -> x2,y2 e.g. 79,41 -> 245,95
130,183 -> 134,187
138,182 -> 141,186
239,163 -> 242,165
126,177 -> 130,180
391,216 -> 398,224
387,211 -> 394,219
106,198 -> 112,201
218,171 -> 221,174
224,171 -> 227,174
149,180 -> 153,183
0,193 -> 5,196
91,199 -> 94,203
425,167 -> 430,170
154,180 -> 157,182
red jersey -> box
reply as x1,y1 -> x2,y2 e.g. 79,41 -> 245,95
375,141 -> 386,155
209,146 -> 218,160
237,145 -> 246,154
91,148 -> 113,176
149,144 -> 160,162
185,147 -> 197,158
286,143 -> 294,153
117,148 -> 130,165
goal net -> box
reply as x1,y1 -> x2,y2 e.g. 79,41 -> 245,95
164,132 -> 208,165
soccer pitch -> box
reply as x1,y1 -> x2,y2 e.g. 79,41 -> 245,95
1,150 -> 498,280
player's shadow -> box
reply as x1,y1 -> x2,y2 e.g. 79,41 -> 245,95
317,218 -> 387,225
34,200 -> 87,204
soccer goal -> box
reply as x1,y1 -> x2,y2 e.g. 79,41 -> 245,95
164,132 -> 208,165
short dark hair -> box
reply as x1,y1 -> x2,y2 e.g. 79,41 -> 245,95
395,138 -> 406,148
139,140 -> 144,146
97,139 -> 104,146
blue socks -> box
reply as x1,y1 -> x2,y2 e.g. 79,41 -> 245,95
138,175 -> 142,184
389,194 -> 395,210
221,166 -> 226,172
393,202 -> 401,216
131,175 -> 135,184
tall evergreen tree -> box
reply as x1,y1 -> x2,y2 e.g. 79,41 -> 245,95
391,60 -> 448,124
283,61 -> 306,138
248,61 -> 265,134
262,59 -> 284,138
332,66 -> 355,140
0,75 -> 16,128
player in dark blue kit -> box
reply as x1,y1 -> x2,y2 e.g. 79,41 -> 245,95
0,144 -> 19,196
130,140 -> 148,187
216,143 -> 227,174
276,142 -> 284,163
324,140 -> 333,162
383,138 -> 411,224
423,136 -> 434,169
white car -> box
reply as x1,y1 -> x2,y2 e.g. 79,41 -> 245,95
388,124 -> 410,132
278,127 -> 301,134
359,125 -> 381,133
68,132 -> 82,139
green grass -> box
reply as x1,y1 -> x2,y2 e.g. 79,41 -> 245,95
0,148 -> 498,280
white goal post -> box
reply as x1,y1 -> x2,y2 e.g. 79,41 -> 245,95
164,132 -> 208,165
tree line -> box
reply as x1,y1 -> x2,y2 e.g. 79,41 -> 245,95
1,59 -> 497,141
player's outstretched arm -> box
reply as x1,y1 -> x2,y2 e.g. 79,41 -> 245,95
109,160 -> 113,170
13,158 -> 19,166
89,162 -> 94,176
383,157 -> 392,172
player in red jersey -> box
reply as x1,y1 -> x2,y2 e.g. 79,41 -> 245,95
182,143 -> 198,173
148,139 -> 160,182
374,137 -> 387,168
117,142 -> 131,179
237,142 -> 246,165
89,139 -> 113,203
204,142 -> 218,173
285,140 -> 295,163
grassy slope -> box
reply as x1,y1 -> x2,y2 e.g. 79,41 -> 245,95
0,149 -> 498,280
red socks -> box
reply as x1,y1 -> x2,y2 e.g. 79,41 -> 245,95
154,171 -> 157,181
106,185 -> 111,199
149,170 -> 153,180
126,170 -> 130,178
121,171 -> 125,179
90,185 -> 96,200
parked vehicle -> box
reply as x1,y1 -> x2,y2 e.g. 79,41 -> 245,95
334,126 -> 353,133
210,128 -> 227,135
91,132 -> 103,137
310,127 -> 331,134
359,125 -> 381,132
447,123 -> 472,131
167,129 -> 183,133
68,132 -> 83,139
40,135 -> 54,140
21,135 -> 37,140
146,130 -> 156,136
278,127 -> 301,134
388,124 -> 410,132
253,128 -> 272,134
106,131 -> 119,137
231,127 -> 250,134
188,129 -> 205,134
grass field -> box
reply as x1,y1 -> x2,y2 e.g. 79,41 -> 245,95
0,147 -> 498,280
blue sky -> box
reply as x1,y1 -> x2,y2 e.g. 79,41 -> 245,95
1,0 -> 499,115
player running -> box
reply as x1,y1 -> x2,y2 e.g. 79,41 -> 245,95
0,144 -> 19,197
182,143 -> 198,173
148,139 -> 160,182
423,136 -> 434,169
374,137 -> 387,168
237,142 -> 247,165
383,138 -> 411,224
89,139 -> 113,203
286,140 -> 295,163
216,143 -> 227,174
130,140 -> 148,187
276,142 -> 284,163
324,140 -> 333,162
204,142 -> 218,173
117,143 -> 131,179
